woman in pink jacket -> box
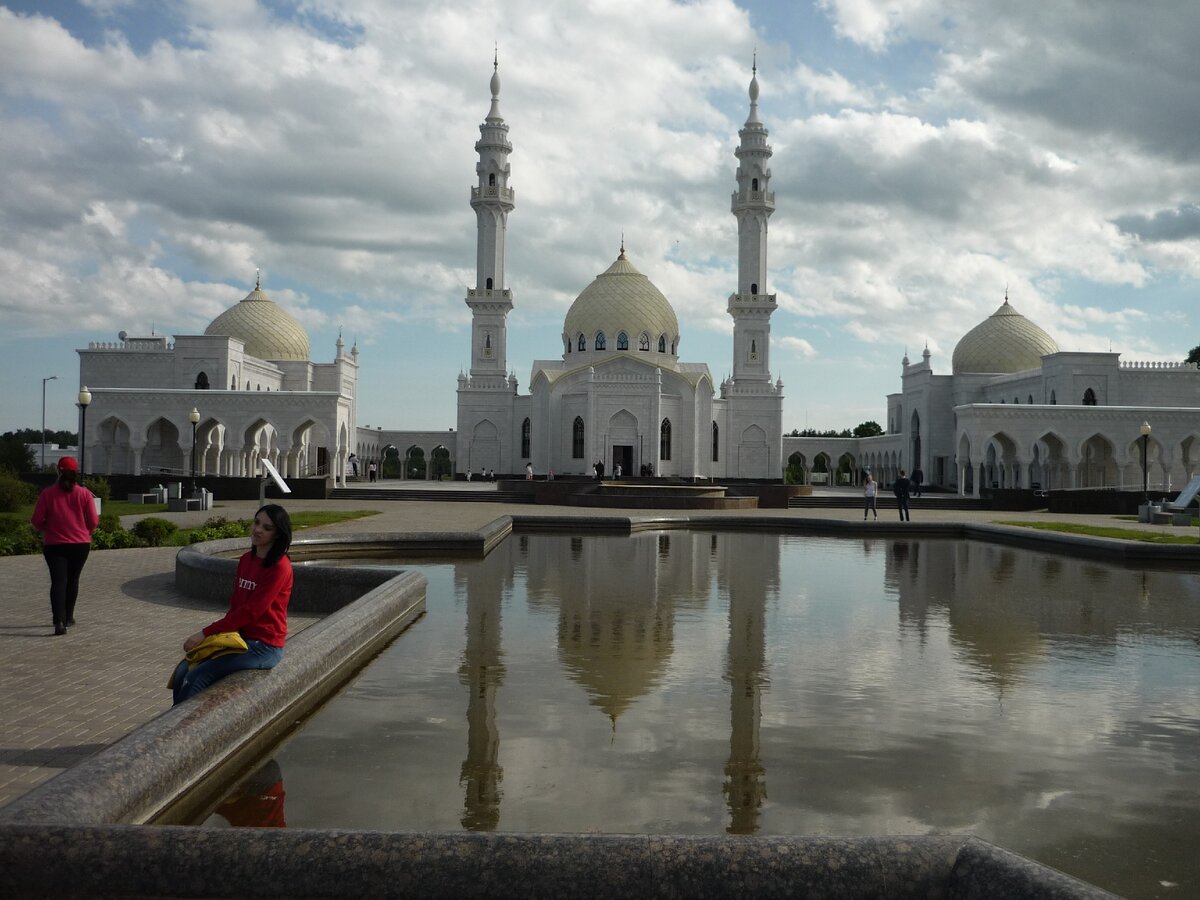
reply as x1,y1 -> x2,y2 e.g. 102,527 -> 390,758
30,456 -> 99,635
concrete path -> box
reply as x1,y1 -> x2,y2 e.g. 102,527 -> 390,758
1,493 -> 1193,810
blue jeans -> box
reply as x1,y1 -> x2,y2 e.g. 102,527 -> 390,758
172,640 -> 284,705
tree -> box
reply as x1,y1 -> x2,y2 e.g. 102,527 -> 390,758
0,437 -> 35,473
1187,344 -> 1200,366
852,421 -> 884,437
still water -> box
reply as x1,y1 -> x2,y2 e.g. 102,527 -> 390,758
211,533 -> 1200,899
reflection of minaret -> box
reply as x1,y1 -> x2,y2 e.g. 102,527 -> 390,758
721,534 -> 772,834
458,550 -> 508,830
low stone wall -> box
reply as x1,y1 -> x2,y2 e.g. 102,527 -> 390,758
0,828 -> 1115,898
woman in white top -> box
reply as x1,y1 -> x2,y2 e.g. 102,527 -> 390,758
863,472 -> 878,520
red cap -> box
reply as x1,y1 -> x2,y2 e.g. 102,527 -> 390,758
57,456 -> 79,473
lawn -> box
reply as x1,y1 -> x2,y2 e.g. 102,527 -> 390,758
995,520 -> 1199,544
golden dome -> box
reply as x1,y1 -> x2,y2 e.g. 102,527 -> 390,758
563,250 -> 680,356
205,281 -> 310,362
951,299 -> 1057,374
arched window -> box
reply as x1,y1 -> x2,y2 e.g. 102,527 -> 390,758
231,376 -> 237,390
194,371 -> 209,390
565,336 -> 571,354
578,333 -> 586,351
521,418 -> 531,459
751,177 -> 759,190
246,381 -> 251,390
617,332 -> 629,350
595,332 -> 606,350
639,333 -> 650,351
488,173 -> 496,187
1014,396 -> 1019,404
660,418 -> 672,461
485,276 -> 493,290
671,340 -> 676,354
711,421 -> 719,462
572,417 -> 585,459
750,283 -> 758,295
658,335 -> 667,353
1028,394 -> 1034,404
1050,390 -> 1057,405
1082,388 -> 1097,405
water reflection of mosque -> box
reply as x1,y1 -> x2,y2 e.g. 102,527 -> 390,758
457,530 -> 780,835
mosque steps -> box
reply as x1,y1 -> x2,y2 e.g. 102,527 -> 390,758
330,487 -> 536,503
787,495 -> 989,511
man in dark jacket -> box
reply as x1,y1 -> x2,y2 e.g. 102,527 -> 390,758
894,470 -> 911,521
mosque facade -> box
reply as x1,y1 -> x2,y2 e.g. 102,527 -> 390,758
451,63 -> 785,480
781,297 -> 1200,495
77,276 -> 359,485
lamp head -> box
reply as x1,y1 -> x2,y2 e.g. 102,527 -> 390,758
77,386 -> 92,407
1139,421 -> 1152,436
189,407 -> 200,424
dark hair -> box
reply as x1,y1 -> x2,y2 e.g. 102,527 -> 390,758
57,471 -> 77,490
255,504 -> 292,567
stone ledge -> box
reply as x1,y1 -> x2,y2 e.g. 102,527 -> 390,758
0,829 -> 1115,899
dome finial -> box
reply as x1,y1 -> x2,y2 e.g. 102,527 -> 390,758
255,268 -> 260,291
746,55 -> 761,125
619,233 -> 626,260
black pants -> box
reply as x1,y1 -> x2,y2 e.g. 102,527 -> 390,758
43,543 -> 90,627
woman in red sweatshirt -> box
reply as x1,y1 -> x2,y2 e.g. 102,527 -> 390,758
31,456 -> 99,635
172,504 -> 293,704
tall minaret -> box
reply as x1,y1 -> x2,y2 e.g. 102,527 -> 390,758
466,54 -> 515,383
727,58 -> 777,385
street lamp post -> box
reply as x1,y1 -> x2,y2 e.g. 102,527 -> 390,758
189,407 -> 200,494
77,386 -> 92,476
1140,421 -> 1152,505
41,375 -> 58,470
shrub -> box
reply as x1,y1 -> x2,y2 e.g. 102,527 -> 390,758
132,517 -> 178,547
82,476 -> 111,504
91,511 -> 144,550
0,518 -> 41,556
0,472 -> 38,513
187,518 -> 252,544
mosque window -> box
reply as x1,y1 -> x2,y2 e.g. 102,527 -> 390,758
485,277 -> 493,290
565,337 -> 571,354
617,332 -> 629,350
595,332 -> 607,350
751,177 -> 759,191
639,333 -> 650,351
1028,394 -> 1034,404
195,372 -> 209,390
1051,390 -> 1056,404
578,333 -> 586,351
1014,396 -> 1019,404
660,419 -> 672,461
658,335 -> 667,353
750,283 -> 758,295
572,417 -> 585,458
671,339 -> 676,354
231,376 -> 237,390
712,421 -> 719,462
1082,388 -> 1097,405
488,173 -> 496,187
521,418 -> 531,459
246,381 -> 251,390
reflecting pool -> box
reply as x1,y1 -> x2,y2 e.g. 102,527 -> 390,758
209,532 -> 1200,899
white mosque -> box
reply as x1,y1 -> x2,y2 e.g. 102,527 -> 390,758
73,62 -> 1199,498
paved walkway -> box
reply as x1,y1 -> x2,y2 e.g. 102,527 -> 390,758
1,492 -> 1193,809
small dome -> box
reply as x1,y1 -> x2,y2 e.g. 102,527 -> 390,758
205,282 -> 310,362
952,299 -> 1057,374
563,250 -> 680,356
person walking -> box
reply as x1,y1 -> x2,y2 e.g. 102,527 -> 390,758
31,456 -> 99,635
911,466 -> 924,498
863,472 -> 879,520
172,504 -> 293,704
894,469 -> 912,521
367,461 -> 377,483
525,462 -> 533,480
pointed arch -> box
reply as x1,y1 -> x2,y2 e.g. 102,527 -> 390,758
572,416 -> 585,459
659,418 -> 672,461
616,331 -> 629,350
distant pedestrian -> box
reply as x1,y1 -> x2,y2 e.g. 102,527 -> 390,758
368,461 -> 377,482
526,462 -> 533,480
911,466 -> 923,498
349,453 -> 358,478
597,459 -> 605,481
30,456 -> 99,635
614,463 -> 621,479
863,472 -> 878,520
894,469 -> 911,521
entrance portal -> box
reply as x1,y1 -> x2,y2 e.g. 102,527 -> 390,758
612,445 -> 633,478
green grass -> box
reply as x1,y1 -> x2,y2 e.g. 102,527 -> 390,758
164,509 -> 380,546
995,520 -> 1199,544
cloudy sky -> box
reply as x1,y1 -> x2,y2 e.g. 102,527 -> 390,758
2,0 -> 1197,434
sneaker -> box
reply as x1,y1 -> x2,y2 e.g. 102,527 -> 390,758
54,624 -> 67,636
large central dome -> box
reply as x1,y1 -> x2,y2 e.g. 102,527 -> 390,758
952,299 -> 1058,374
205,279 -> 310,362
563,249 -> 680,356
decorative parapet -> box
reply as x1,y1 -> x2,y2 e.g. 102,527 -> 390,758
731,189 -> 775,211
470,185 -> 515,204
86,340 -> 175,351
1119,360 -> 1195,370
466,288 -> 513,301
